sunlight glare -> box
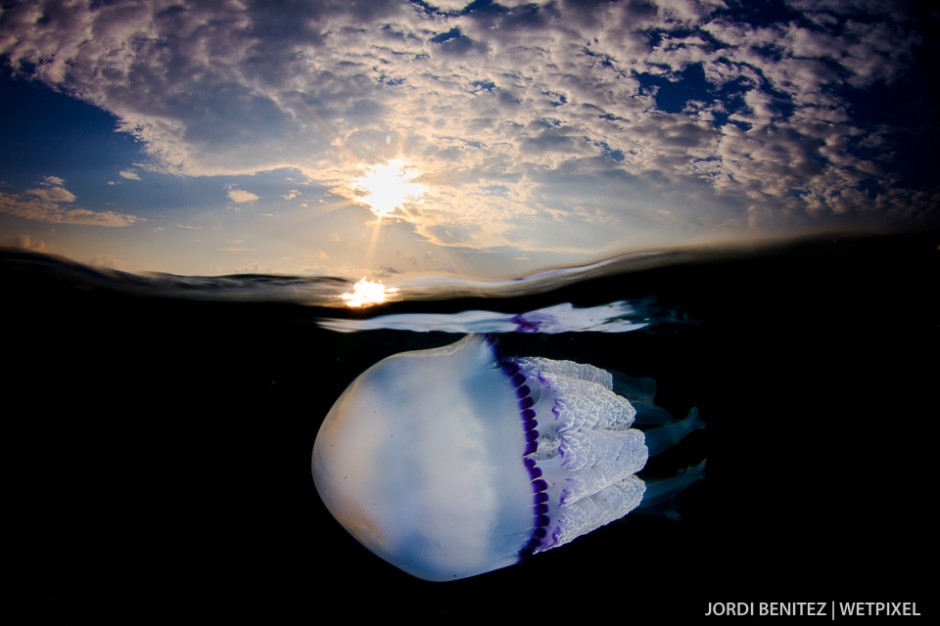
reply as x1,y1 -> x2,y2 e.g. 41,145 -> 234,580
341,277 -> 399,308
355,159 -> 425,218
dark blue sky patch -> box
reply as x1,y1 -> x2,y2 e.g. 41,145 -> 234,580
763,91 -> 795,120
725,118 -> 752,132
750,41 -> 786,63
856,178 -> 882,200
431,27 -> 462,43
0,68 -> 321,218
714,0 -> 799,29
840,6 -> 938,190
634,63 -> 711,114
708,74 -> 751,128
101,168 -> 324,219
0,70 -> 144,189
706,58 -> 796,124
379,75 -> 406,87
461,0 -> 504,18
408,0 -> 439,16
845,72 -> 939,190
594,141 -> 625,163
431,26 -> 486,56
645,28 -> 697,49
581,45 -> 615,69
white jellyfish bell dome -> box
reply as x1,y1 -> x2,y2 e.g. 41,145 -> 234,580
312,334 -> 703,582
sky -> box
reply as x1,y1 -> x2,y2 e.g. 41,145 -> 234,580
0,0 -> 937,280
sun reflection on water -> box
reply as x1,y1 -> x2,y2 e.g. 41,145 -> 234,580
340,277 -> 400,308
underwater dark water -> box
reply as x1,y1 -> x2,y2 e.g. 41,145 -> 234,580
6,232 -> 936,621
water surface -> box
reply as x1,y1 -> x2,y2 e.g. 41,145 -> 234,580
6,232 -> 936,621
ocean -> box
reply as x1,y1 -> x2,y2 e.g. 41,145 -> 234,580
6,231 -> 936,621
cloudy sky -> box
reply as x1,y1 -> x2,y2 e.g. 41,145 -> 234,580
1,0 -> 936,279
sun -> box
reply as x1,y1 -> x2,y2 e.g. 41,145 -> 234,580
355,159 -> 425,218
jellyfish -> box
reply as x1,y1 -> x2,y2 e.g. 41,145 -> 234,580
312,334 -> 704,582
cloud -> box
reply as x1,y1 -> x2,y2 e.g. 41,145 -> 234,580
119,170 -> 141,180
425,1 -> 471,11
0,0 -> 933,256
4,234 -> 45,251
227,188 -> 260,204
26,176 -> 77,203
27,186 -> 77,203
1,194 -> 140,226
1,175 -> 141,226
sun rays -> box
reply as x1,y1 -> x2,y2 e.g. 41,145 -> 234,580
343,158 -> 428,299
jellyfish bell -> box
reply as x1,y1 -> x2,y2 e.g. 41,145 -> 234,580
312,334 -> 703,582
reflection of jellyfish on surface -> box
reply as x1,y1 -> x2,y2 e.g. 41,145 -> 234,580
312,335 -> 704,582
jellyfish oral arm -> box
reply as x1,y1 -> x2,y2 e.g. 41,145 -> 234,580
505,356 -> 649,553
